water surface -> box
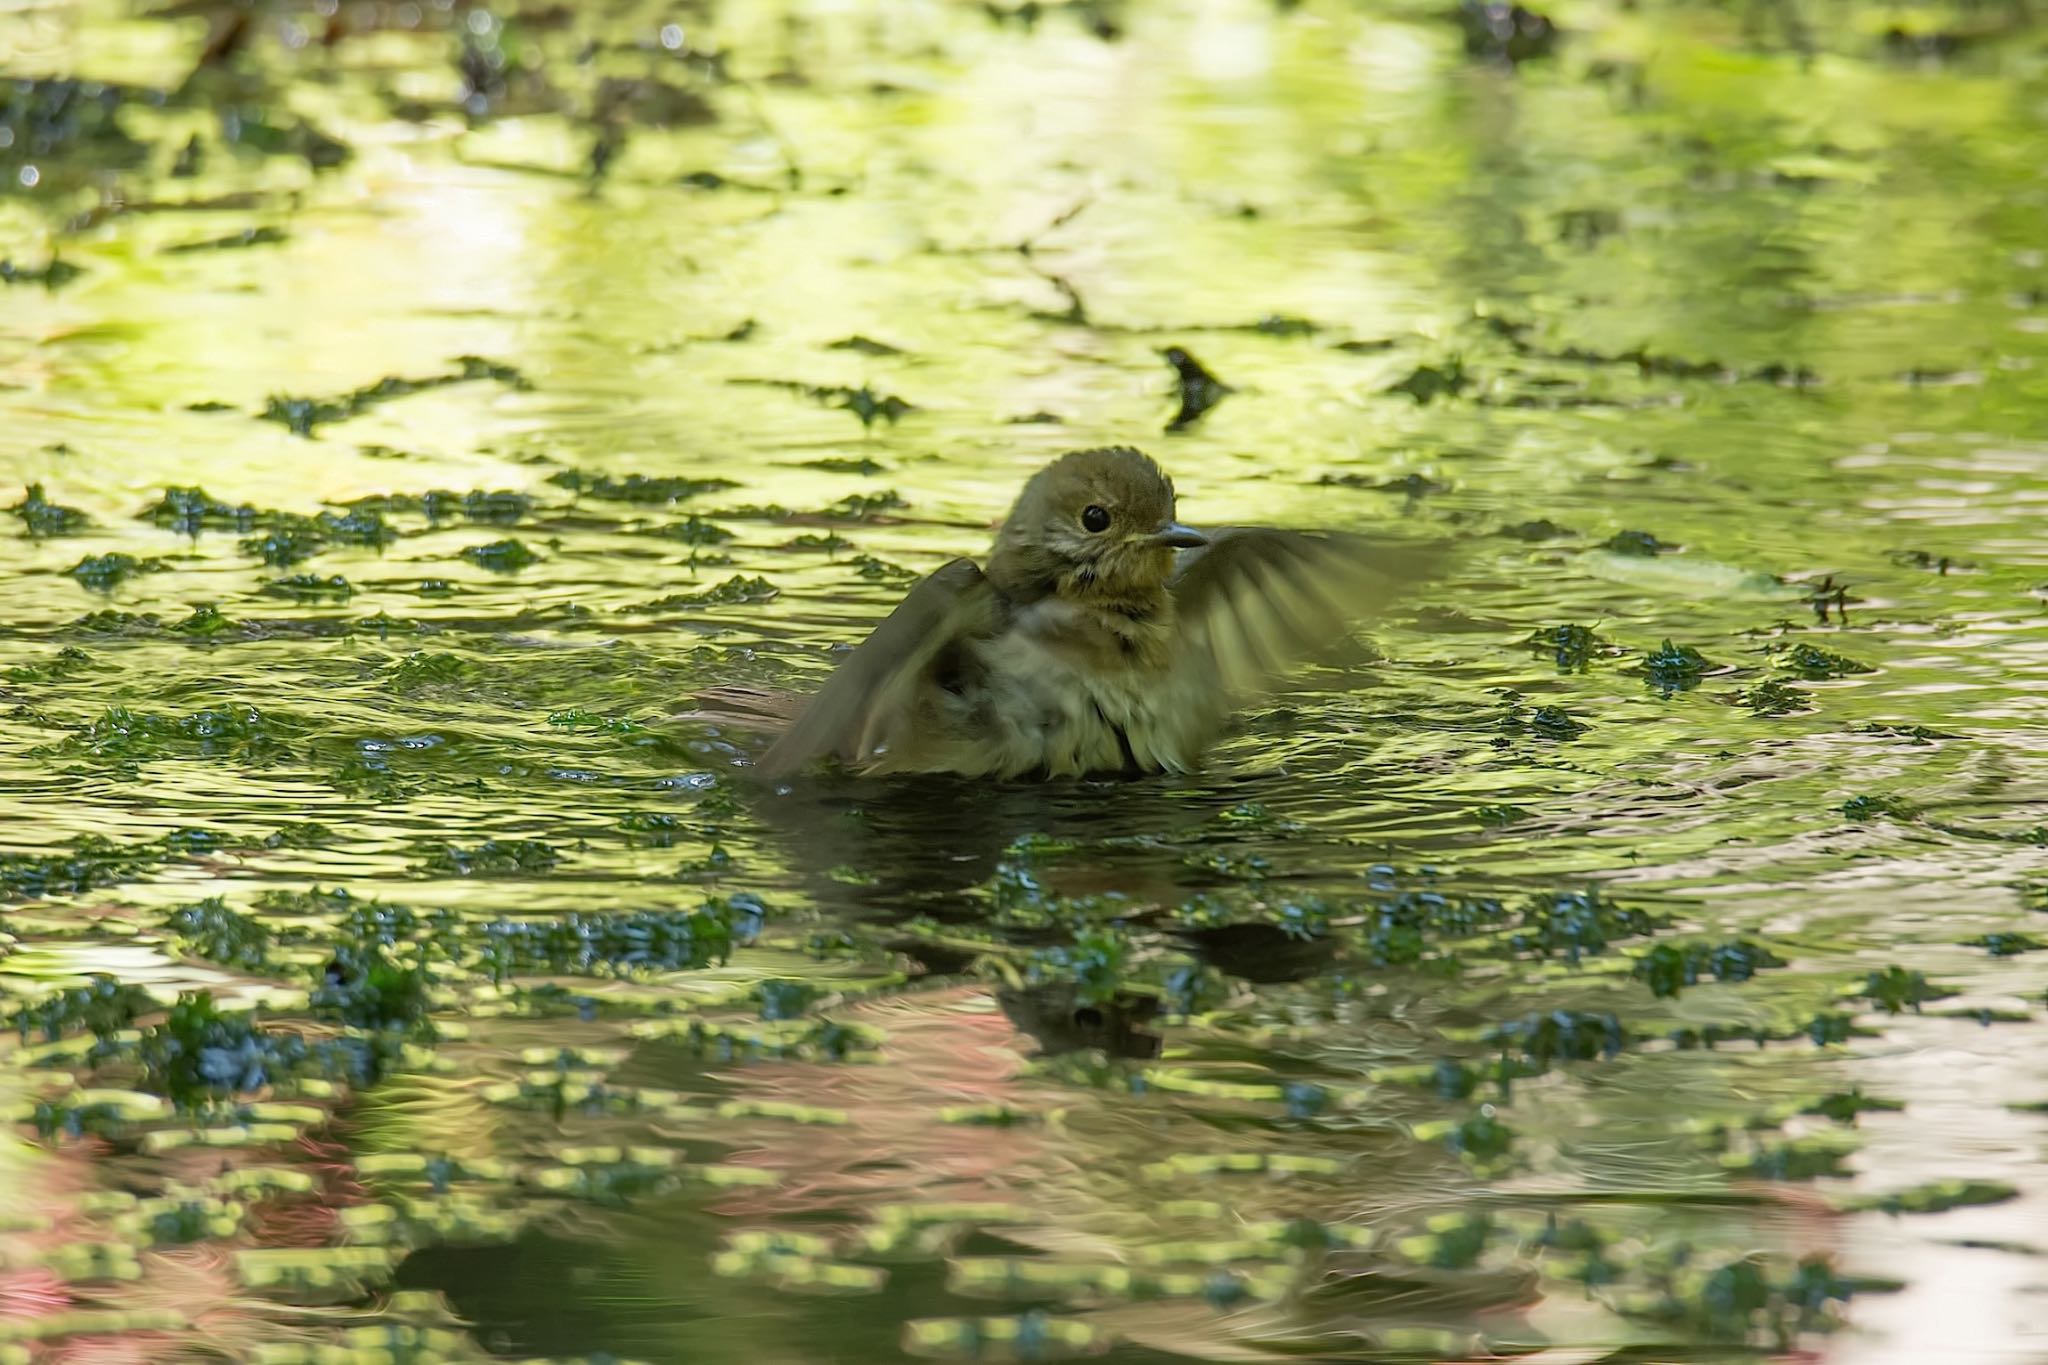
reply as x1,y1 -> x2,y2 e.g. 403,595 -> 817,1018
3,0 -> 2048,1359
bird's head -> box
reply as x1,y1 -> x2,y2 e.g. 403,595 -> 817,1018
988,446 -> 1207,606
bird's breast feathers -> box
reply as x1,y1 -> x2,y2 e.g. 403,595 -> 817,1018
952,598 -> 1203,778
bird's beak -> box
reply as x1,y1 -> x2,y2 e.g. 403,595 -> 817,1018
1148,522 -> 1208,549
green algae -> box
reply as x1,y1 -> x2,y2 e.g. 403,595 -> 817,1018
321,507 -> 397,544
1384,357 -> 1467,403
1602,529 -> 1676,556
1743,678 -> 1812,715
830,386 -> 915,428
1513,889 -> 1663,961
1851,1181 -> 2018,1215
626,575 -> 780,610
261,573 -> 353,600
1803,1089 -> 1904,1123
1634,638 -> 1717,693
170,603 -> 238,636
340,488 -> 534,524
0,256 -> 85,289
66,607 -> 162,634
1966,932 -> 2041,956
1644,1252 -> 1881,1346
1728,1130 -> 1860,1180
1523,623 -> 1618,671
475,902 -> 744,979
1163,346 -> 1232,429
548,470 -> 739,503
162,226 -> 287,254
458,538 -> 540,571
804,454 -> 889,473
1634,939 -> 1787,996
142,486 -> 255,535
125,992 -> 392,1110
442,488 -> 533,523
164,897 -> 274,971
313,950 -> 436,1030
1857,966 -> 1952,1014
11,484 -> 91,536
409,839 -> 564,877
0,835 -> 182,902
819,490 -> 910,521
787,531 -> 857,552
67,553 -> 169,590
849,553 -> 917,581
647,515 -> 734,545
4,644 -> 94,682
1842,793 -> 1918,821
1804,1013 -> 1865,1046
1498,698 -> 1589,740
1498,517 -> 1574,541
1,77 -> 152,174
382,652 -> 470,691
1397,1211 -> 1494,1270
550,709 -> 646,733
824,339 -> 902,359
33,706 -> 283,767
260,358 -> 529,436
1440,1109 -> 1515,1163
1485,1009 -> 1628,1068
1776,642 -> 1876,679
7,977 -> 159,1042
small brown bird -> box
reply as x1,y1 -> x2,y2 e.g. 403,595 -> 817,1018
706,447 -> 1419,780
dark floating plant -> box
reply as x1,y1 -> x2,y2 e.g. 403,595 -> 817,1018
260,357 -> 529,437
1385,356 -> 1468,403
1524,623 -> 1617,671
1162,345 -> 1232,430
11,483 -> 92,536
1632,638 -> 1716,693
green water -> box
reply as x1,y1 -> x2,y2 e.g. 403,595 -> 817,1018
3,0 -> 2048,1358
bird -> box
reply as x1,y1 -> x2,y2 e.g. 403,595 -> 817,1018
697,446 -> 1425,781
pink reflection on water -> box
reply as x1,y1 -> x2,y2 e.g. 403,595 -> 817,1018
696,985 -> 1054,1220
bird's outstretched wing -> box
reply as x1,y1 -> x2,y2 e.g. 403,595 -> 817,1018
1169,529 -> 1434,698
758,557 -> 996,779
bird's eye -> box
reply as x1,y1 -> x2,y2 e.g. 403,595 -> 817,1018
1081,505 -> 1111,533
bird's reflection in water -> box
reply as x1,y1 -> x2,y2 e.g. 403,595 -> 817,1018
731,765 -> 1226,924
997,981 -> 1164,1060
717,753 -> 1364,1061
1167,920 -> 1341,984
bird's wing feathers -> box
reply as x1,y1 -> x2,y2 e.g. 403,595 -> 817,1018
1169,528 -> 1430,698
758,557 -> 995,778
